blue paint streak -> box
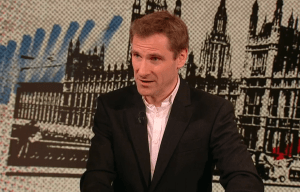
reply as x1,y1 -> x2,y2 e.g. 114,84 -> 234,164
39,25 -> 62,82
13,35 -> 32,93
0,41 -> 17,104
101,16 -> 123,49
17,35 -> 32,82
0,45 -> 7,94
51,22 -> 79,82
0,45 -> 6,63
43,25 -> 61,61
29,28 -> 47,82
78,20 -> 95,46
18,35 -> 32,68
30,28 -> 46,58
0,45 -> 7,72
3,41 -> 17,69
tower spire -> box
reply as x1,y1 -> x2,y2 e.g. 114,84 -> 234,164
99,44 -> 105,66
68,39 -> 73,57
212,0 -> 227,35
249,0 -> 259,37
74,37 -> 80,55
174,0 -> 182,17
273,0 -> 284,26
288,10 -> 294,28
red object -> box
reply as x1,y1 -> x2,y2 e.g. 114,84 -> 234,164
272,138 -> 300,160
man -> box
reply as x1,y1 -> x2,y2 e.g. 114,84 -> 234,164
80,11 -> 264,191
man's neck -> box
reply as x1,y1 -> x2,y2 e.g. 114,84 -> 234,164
144,96 -> 163,108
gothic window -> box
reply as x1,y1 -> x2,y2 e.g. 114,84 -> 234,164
265,130 -> 272,152
75,114 -> 80,126
282,91 -> 292,118
81,84 -> 84,92
246,91 -> 261,105
252,54 -> 256,70
246,95 -> 249,103
74,84 -> 78,92
272,131 -> 279,152
256,96 -> 260,105
244,127 -> 257,149
56,93 -> 60,106
213,51 -> 217,71
19,93 -> 24,103
217,20 -> 223,33
295,92 -> 300,118
74,93 -> 78,107
278,91 -> 285,118
82,94 -> 86,108
78,93 -> 83,107
35,92 -> 40,106
269,90 -> 279,116
279,131 -> 287,153
86,94 -> 91,109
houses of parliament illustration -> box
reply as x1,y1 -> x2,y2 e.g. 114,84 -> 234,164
239,0 -> 300,158
237,0 -> 300,182
5,0 -> 300,184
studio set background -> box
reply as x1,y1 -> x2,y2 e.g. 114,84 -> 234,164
0,0 -> 300,191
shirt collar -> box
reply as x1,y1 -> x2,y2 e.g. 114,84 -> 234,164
142,75 -> 180,109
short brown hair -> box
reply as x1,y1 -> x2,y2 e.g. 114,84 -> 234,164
130,11 -> 189,59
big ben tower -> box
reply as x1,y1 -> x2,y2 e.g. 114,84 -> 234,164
198,0 -> 232,96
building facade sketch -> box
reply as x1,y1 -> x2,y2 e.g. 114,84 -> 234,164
0,0 -> 300,191
238,0 -> 300,183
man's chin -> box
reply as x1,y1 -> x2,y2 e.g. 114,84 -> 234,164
136,86 -> 152,96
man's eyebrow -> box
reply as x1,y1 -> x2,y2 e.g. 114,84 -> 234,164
131,50 -> 164,59
149,53 -> 164,58
131,50 -> 139,54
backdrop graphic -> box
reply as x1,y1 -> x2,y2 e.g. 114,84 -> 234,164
0,0 -> 300,191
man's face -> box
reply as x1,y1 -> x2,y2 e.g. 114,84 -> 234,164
131,33 -> 186,100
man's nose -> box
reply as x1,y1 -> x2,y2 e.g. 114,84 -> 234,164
138,60 -> 151,76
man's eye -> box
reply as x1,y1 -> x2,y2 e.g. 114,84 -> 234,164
133,53 -> 140,58
151,57 -> 159,61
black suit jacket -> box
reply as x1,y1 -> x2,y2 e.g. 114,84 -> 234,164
80,78 -> 264,192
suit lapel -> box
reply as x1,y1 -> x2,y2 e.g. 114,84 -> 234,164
124,88 -> 151,187
149,79 -> 193,191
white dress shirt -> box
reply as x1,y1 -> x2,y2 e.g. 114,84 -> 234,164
142,76 -> 180,180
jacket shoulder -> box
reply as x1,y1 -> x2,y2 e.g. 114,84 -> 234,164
189,86 -> 233,110
97,85 -> 137,109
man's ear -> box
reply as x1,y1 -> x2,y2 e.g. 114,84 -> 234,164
177,48 -> 188,69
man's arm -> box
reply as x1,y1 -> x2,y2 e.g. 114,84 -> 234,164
80,97 -> 116,192
210,100 -> 264,192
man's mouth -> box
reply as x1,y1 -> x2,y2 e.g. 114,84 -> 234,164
140,79 -> 153,83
